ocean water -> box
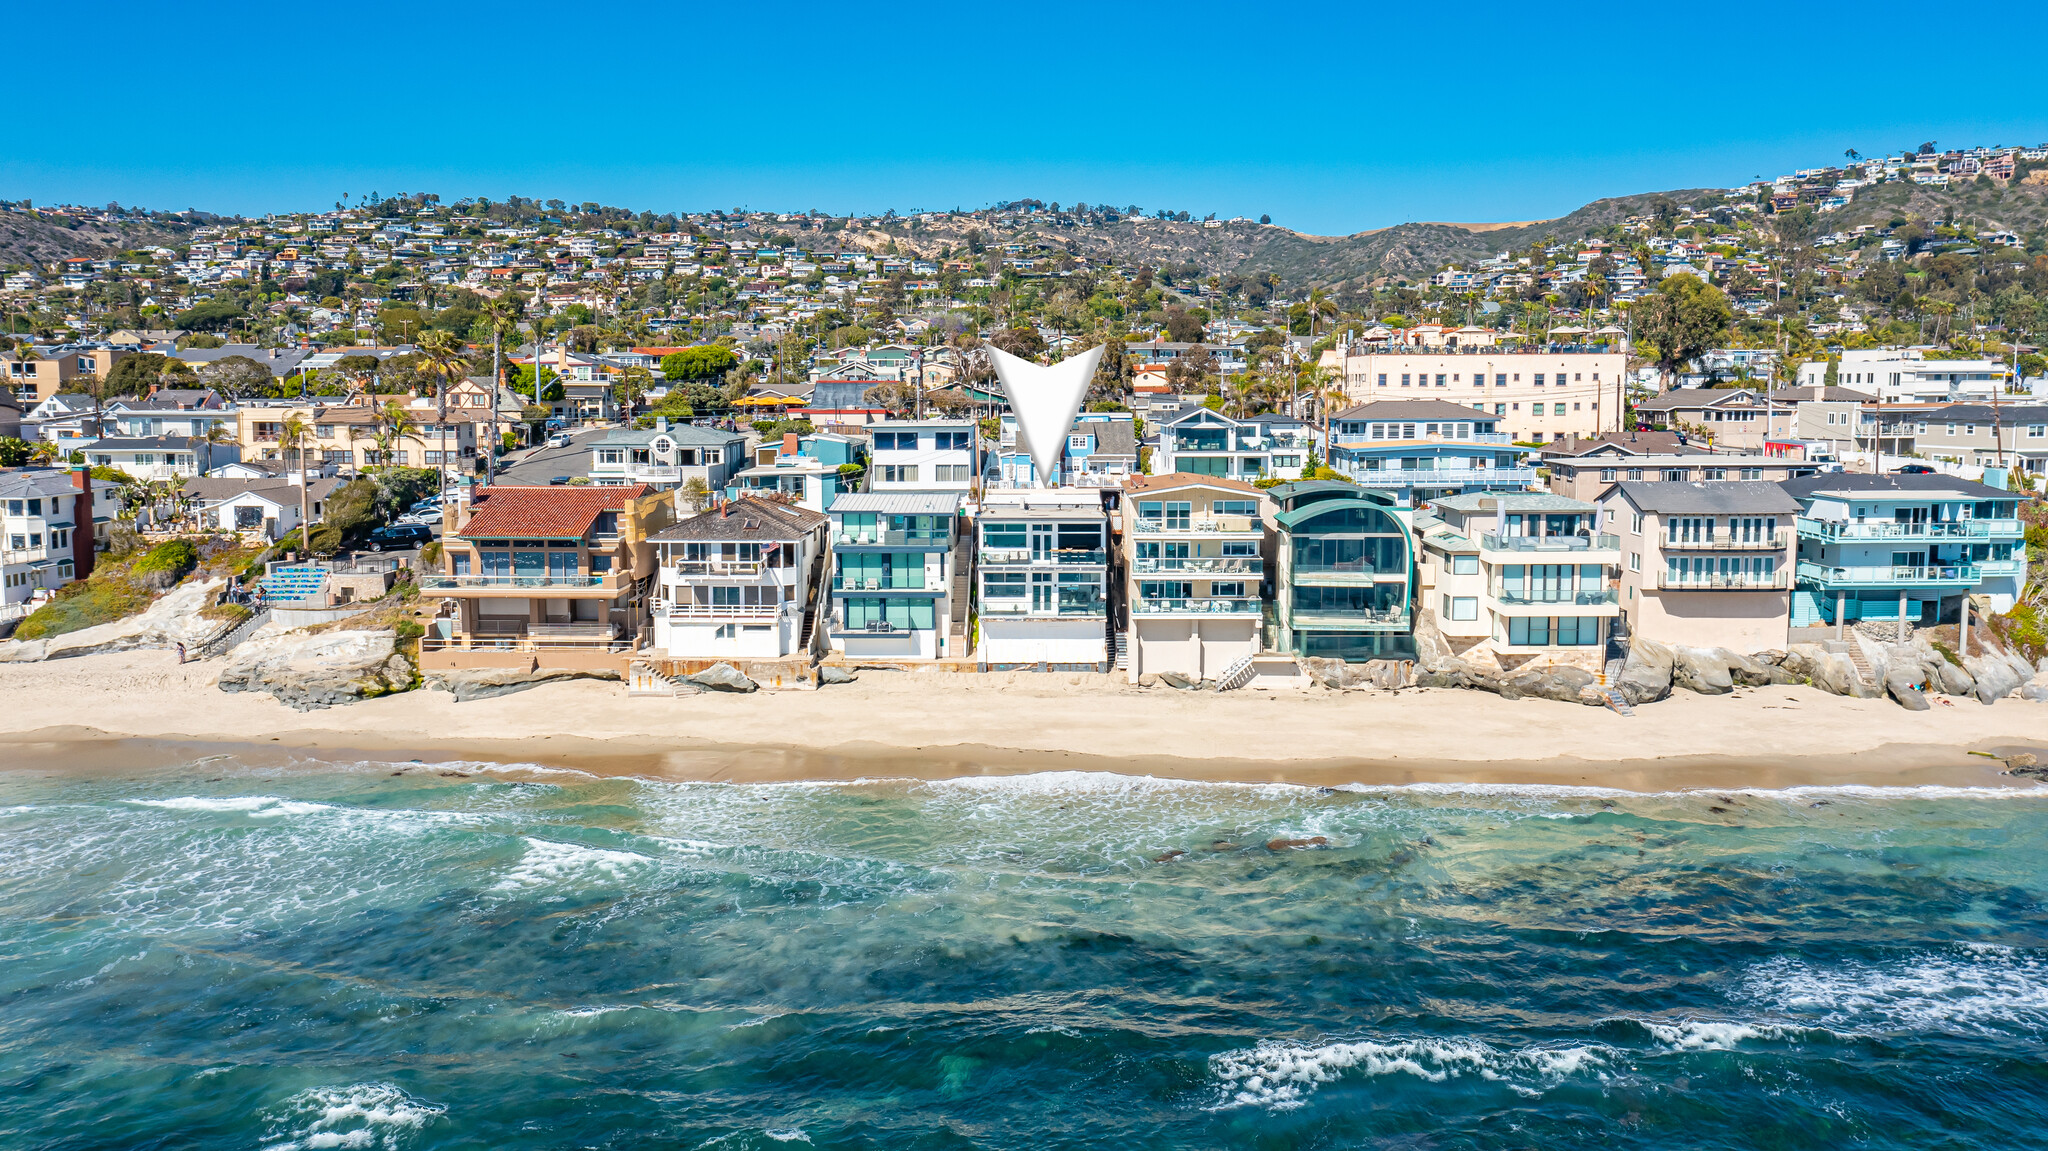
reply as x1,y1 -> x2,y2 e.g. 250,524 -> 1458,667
4,761 -> 2048,1149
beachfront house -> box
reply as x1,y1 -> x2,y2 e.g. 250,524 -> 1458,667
988,411 -> 1138,489
1325,400 -> 1535,506
1120,474 -> 1270,683
732,431 -> 860,511
1,467 -> 118,614
588,418 -> 746,492
1782,472 -> 2027,635
1599,481 -> 1800,651
1266,481 -> 1417,662
647,496 -> 828,660
426,484 -> 674,655
1544,452 -> 1818,502
1148,408 -> 1313,483
826,491 -> 967,660
1413,491 -> 1622,672
975,488 -> 1112,669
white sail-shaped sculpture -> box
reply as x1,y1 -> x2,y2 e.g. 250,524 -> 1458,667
989,344 -> 1103,488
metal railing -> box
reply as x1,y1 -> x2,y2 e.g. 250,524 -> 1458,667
1,547 -> 50,565
1656,571 -> 1789,590
1130,518 -> 1262,534
1796,560 -> 1982,585
1132,556 -> 1262,574
1661,530 -> 1790,550
835,530 -> 950,546
978,597 -> 1106,616
1350,466 -> 1537,487
669,559 -> 766,577
1481,532 -> 1620,552
661,601 -> 792,621
418,572 -> 621,591
1130,596 -> 1261,615
978,548 -> 1107,565
1795,517 -> 2023,540
1493,586 -> 1619,606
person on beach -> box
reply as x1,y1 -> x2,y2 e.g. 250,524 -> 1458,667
176,642 -> 186,665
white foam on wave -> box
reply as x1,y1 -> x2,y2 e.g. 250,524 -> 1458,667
1636,1019 -> 1804,1050
1207,1037 -> 1613,1111
764,1130 -> 811,1144
127,795 -> 335,816
1737,946 -> 2048,1035
261,1083 -> 443,1151
921,770 -> 1304,799
492,837 -> 658,893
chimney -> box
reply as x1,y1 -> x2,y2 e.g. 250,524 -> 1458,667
655,416 -> 668,433
781,432 -> 799,456
70,467 -> 95,581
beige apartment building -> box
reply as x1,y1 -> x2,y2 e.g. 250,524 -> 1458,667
1909,403 -> 2048,471
1599,481 -> 1800,652
1544,452 -> 1820,502
1413,491 -> 1623,674
1334,348 -> 1627,444
238,403 -> 480,476
5,347 -> 132,405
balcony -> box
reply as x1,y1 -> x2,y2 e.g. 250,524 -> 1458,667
979,595 -> 1106,617
661,600 -> 793,622
836,530 -> 951,547
832,576 -> 930,591
1287,607 -> 1411,629
669,559 -> 766,578
1975,558 -> 2027,577
979,547 -> 1107,566
1656,571 -> 1790,591
429,622 -> 631,651
419,571 -> 623,593
1351,466 -> 1537,488
1480,532 -> 1621,553
1796,560 -> 1982,588
1130,517 -> 1262,535
1130,596 -> 1261,615
2,546 -> 50,566
1796,517 -> 2023,541
1492,586 -> 1619,606
1662,530 -> 1790,551
1132,556 -> 1262,575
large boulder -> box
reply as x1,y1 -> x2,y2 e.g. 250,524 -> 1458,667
1883,664 -> 1931,710
426,665 -> 620,702
1505,664 -> 1596,703
1718,648 -> 1775,687
686,662 -> 759,692
0,577 -> 228,663
1672,646 -> 1735,695
218,628 -> 415,711
1300,657 -> 1352,690
1615,638 -> 1675,705
1412,609 -> 1458,672
818,664 -> 858,685
1965,654 -> 2023,705
1806,650 -> 1865,697
1935,658 -> 1975,697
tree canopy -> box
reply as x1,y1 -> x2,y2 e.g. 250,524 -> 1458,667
660,345 -> 739,381
172,300 -> 245,331
1631,274 -> 1733,380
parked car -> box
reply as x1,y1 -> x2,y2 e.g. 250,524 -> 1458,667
547,432 -> 573,448
548,475 -> 571,486
1892,464 -> 1937,475
364,523 -> 434,552
408,498 -> 442,514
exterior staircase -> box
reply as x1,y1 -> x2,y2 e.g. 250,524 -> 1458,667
197,607 -> 272,659
1113,630 -> 1129,670
948,543 -> 971,657
627,661 -> 686,697
257,564 -> 328,604
1213,654 -> 1257,691
1825,639 -> 1875,686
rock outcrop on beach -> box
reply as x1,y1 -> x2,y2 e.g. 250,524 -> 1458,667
0,578 -> 226,663
685,662 -> 759,693
217,628 -> 416,711
425,665 -> 621,703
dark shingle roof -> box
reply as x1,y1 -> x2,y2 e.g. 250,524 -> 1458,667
1778,472 -> 2019,501
650,496 -> 825,542
1606,480 -> 1802,515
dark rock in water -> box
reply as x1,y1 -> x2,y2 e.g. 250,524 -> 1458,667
1265,836 -> 1329,851
817,665 -> 858,685
1153,849 -> 1186,863
2006,752 -> 2045,777
686,662 -> 759,692
1206,840 -> 1241,852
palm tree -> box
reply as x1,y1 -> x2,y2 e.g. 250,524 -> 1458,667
281,414 -> 314,555
414,330 -> 472,483
373,400 -> 422,471
200,420 -> 235,475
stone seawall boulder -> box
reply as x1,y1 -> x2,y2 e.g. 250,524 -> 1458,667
218,628 -> 415,711
426,665 -> 621,702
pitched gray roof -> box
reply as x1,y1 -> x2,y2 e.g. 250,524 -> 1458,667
1606,480 -> 1802,515
1779,472 -> 2019,501
1432,490 -> 1597,513
649,496 -> 826,542
1332,399 -> 1501,421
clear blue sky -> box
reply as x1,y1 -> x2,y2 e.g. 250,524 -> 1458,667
11,1 -> 2046,235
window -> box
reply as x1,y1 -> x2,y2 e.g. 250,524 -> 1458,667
1600,468 -> 1617,482
1435,374 -> 1447,387
1377,373 -> 1387,387
1163,501 -> 1191,529
1534,374 -> 1546,386
1630,552 -> 1641,571
1447,596 -> 1478,621
1494,404 -> 1506,415
984,572 -> 1026,598
881,464 -> 919,483
1552,403 -> 1567,416
1630,512 -> 1644,534
1213,500 -> 1257,517
1495,373 -> 1507,387
1212,581 -> 1247,598
1451,554 -> 1478,575
452,554 -> 471,575
936,431 -> 971,451
1401,373 -> 1411,387
1662,469 -> 1688,482
2031,425 -> 2046,439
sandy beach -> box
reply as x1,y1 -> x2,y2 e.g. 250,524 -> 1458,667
1,649 -> 2046,791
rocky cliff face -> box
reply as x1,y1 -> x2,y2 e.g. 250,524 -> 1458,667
0,579 -> 227,663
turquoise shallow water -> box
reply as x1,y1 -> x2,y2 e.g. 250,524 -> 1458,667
4,759 -> 2048,1149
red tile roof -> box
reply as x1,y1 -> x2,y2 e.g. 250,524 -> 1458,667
457,484 -> 649,539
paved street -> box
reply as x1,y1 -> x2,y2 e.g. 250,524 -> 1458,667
489,427 -> 613,487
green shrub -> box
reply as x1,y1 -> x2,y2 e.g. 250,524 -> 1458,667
13,573 -> 151,640
131,539 -> 200,588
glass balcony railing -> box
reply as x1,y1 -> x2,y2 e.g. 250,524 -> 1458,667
1796,516 -> 2023,540
978,548 -> 1107,565
1130,597 -> 1261,615
979,595 -> 1106,616
669,559 -> 766,577
1131,556 -> 1263,574
1481,532 -> 1620,552
1351,466 -> 1536,488
420,572 -> 618,590
1796,560 -> 1982,586
1658,531 -> 1790,550
1131,517 -> 1262,535
835,529 -> 950,546
1656,571 -> 1789,590
1492,586 -> 1619,606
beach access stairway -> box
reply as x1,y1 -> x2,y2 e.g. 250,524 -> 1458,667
257,564 -> 328,605
949,542 -> 971,657
196,607 -> 272,659
1213,654 -> 1256,691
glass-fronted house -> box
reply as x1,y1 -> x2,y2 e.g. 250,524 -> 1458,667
826,491 -> 965,659
975,489 -> 1111,669
1119,474 -> 1270,683
1327,399 -> 1535,507
1267,481 -> 1416,662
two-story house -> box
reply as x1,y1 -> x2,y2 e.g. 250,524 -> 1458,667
589,418 -> 746,492
1413,491 -> 1622,672
647,496 -> 828,660
733,432 -> 860,511
1120,474 -> 1269,683
107,389 -> 235,439
1,467 -> 118,612
866,418 -> 978,493
989,412 -> 1141,488
85,434 -> 238,481
1544,452 -> 1820,501
827,491 -> 966,659
1266,481 -> 1417,662
1599,481 -> 1801,651
1326,400 -> 1535,505
1782,472 -> 2027,637
424,484 -> 673,655
1909,403 -> 2048,471
976,488 -> 1111,670
239,404 -> 478,477
1149,408 -> 1313,483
